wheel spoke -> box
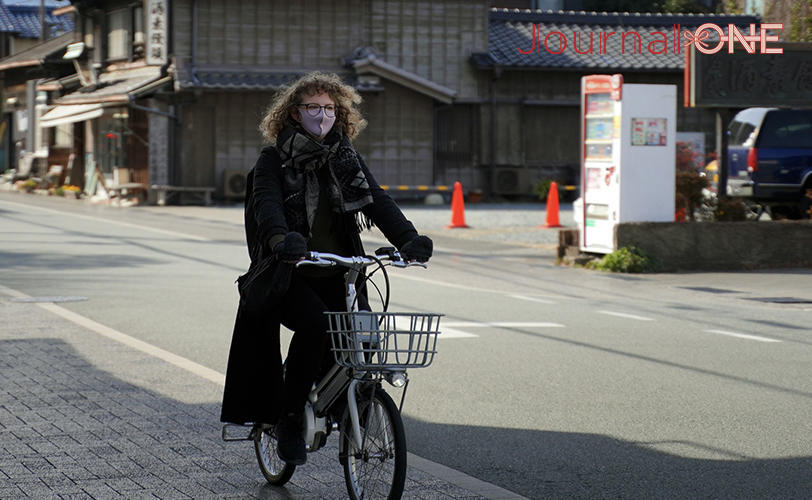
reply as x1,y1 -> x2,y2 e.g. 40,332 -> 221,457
343,390 -> 406,500
254,425 -> 295,485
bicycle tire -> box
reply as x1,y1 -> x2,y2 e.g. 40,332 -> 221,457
254,425 -> 296,486
341,387 -> 407,500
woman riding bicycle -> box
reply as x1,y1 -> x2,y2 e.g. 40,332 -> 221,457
220,71 -> 433,466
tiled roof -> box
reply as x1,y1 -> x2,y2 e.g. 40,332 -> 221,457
6,4 -> 74,39
176,68 -> 383,93
0,4 -> 16,32
187,70 -> 302,90
485,9 -> 763,71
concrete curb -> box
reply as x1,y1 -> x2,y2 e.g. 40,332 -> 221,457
616,220 -> 812,271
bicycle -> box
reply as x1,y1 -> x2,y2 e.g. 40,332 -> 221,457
223,248 -> 442,500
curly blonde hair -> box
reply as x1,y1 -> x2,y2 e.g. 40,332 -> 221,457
259,72 -> 367,143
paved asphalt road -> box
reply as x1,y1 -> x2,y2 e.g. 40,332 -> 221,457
2,190 -> 812,499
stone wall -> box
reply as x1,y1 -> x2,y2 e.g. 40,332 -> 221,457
614,221 -> 812,271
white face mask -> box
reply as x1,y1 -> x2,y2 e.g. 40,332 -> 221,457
298,107 -> 336,140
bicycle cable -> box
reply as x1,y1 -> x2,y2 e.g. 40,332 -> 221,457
353,255 -> 390,313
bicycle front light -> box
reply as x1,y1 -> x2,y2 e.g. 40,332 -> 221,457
386,372 -> 408,388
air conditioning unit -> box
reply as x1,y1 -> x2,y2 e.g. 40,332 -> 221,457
223,169 -> 249,198
492,167 -> 532,195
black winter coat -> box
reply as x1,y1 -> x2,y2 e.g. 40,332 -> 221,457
220,143 -> 418,425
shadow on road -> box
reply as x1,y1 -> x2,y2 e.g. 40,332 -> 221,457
403,415 -> 812,500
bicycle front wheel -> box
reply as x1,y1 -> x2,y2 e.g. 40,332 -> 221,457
341,388 -> 407,500
254,425 -> 295,486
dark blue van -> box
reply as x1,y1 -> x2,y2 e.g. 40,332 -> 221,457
727,108 -> 812,219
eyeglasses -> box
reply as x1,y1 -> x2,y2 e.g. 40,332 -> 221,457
297,103 -> 337,117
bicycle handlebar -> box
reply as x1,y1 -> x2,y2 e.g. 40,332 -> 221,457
295,250 -> 427,270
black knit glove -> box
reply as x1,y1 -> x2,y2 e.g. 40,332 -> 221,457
400,235 -> 433,263
275,232 -> 308,262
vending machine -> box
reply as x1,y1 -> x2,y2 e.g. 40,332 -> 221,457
580,75 -> 677,254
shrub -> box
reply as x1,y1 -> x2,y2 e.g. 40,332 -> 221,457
694,196 -> 756,221
583,246 -> 663,273
676,140 -> 704,172
533,179 -> 553,202
675,170 -> 709,219
711,196 -> 754,221
21,179 -> 38,193
806,189 -> 812,220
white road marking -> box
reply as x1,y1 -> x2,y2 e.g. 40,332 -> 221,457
596,310 -> 655,321
440,327 -> 479,338
444,321 -> 565,328
440,321 -> 565,339
510,294 -> 556,304
0,283 -> 226,385
388,271 -> 508,294
705,329 -> 782,343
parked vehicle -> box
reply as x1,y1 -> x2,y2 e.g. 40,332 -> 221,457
727,108 -> 812,219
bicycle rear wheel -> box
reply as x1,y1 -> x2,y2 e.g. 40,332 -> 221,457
254,425 -> 295,486
341,388 -> 407,500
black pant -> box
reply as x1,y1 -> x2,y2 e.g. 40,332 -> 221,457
277,271 -> 367,417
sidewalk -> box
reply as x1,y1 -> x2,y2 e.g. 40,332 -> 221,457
0,287 -> 525,500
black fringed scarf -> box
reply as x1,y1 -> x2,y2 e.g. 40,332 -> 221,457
276,125 -> 374,237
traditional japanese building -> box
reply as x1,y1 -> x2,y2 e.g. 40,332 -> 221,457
0,0 -> 74,174
2,1 -> 766,202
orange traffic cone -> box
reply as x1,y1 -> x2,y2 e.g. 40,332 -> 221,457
541,182 -> 562,228
446,181 -> 470,228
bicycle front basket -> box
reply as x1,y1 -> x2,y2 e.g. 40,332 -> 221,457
326,312 -> 443,370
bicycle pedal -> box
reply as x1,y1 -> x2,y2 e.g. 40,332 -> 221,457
221,423 -> 254,442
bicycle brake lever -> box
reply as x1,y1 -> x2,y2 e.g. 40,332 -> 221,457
374,247 -> 398,259
391,260 -> 427,269
295,252 -> 334,267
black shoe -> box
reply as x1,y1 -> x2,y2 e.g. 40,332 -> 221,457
274,413 -> 307,465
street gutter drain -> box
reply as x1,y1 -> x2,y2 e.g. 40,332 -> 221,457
746,297 -> 812,304
10,297 -> 89,303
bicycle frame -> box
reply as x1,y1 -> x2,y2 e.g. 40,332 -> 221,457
301,251 -> 412,453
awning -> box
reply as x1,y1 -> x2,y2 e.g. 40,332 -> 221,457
0,32 -> 74,71
55,66 -> 171,105
351,55 -> 457,104
39,103 -> 104,128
